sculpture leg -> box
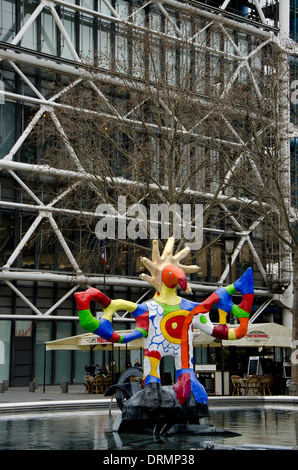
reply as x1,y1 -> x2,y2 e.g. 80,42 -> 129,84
143,349 -> 161,386
174,368 -> 208,405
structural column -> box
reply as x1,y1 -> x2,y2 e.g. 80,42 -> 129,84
279,0 -> 293,328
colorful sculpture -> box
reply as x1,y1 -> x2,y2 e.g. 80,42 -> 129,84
75,238 -> 254,429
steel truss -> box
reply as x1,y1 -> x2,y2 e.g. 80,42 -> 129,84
0,0 -> 296,321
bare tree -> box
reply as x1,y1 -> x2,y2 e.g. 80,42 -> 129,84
210,42 -> 298,385
30,21 -> 245,269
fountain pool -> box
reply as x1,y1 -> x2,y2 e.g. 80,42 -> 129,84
0,404 -> 296,450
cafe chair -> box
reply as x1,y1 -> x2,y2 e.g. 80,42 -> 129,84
84,375 -> 93,394
103,374 -> 112,392
231,375 -> 246,396
91,375 -> 104,394
258,375 -> 272,396
246,375 -> 260,395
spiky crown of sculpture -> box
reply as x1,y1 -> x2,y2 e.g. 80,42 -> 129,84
139,237 -> 200,294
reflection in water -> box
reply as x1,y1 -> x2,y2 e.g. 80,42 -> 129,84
0,406 -> 296,450
203,406 -> 298,449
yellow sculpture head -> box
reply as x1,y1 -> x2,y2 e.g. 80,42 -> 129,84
139,237 -> 200,294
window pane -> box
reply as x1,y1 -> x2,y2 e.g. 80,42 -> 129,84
238,33 -> 248,84
81,0 -> 94,9
97,21 -> 111,69
54,322 -> 72,383
0,321 -> 11,382
75,350 -> 90,384
60,9 -> 76,60
35,322 -> 53,385
41,11 -> 57,55
115,25 -> 128,74
98,0 -> 112,17
133,3 -> 145,28
80,14 -> 94,59
21,1 -> 37,50
149,9 -> 162,81
0,101 -> 16,159
116,0 -> 129,19
15,321 -> 32,337
0,0 -> 16,42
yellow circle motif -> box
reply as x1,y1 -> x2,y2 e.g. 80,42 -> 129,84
160,310 -> 189,344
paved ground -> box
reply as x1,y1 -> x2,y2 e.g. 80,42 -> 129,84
0,384 -> 105,402
0,384 -> 114,412
0,383 -> 297,413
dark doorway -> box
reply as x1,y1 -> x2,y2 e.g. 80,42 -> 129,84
12,331 -> 34,387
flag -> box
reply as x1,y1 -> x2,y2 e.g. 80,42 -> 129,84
101,240 -> 107,265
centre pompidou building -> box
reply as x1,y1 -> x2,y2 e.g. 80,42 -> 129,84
0,0 -> 296,389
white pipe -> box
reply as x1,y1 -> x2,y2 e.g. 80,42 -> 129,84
5,281 -> 43,316
0,315 -> 78,321
0,49 -> 90,78
249,298 -> 273,323
50,0 -> 273,38
219,236 -> 246,284
9,61 -> 44,99
246,236 -> 268,281
49,3 -> 81,62
125,1 -> 152,22
47,181 -> 81,208
157,3 -> 184,38
44,284 -> 80,316
2,89 -> 240,146
0,5 -> 275,85
3,214 -> 44,269
8,170 -> 43,205
160,0 -> 273,37
0,199 -> 99,218
101,0 -> 120,19
0,270 -> 272,296
220,0 -> 231,10
278,0 -> 292,282
279,0 -> 290,38
3,108 -> 45,161
47,109 -> 85,171
0,160 -> 271,209
252,0 -> 267,25
10,1 -> 45,46
1,44 -> 289,116
48,78 -> 83,103
0,183 -> 265,215
0,314 -> 133,321
47,215 -> 82,274
49,0 -> 122,24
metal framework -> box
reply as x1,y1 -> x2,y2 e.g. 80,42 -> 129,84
0,0 -> 296,322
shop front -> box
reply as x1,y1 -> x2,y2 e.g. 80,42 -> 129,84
193,322 -> 293,395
